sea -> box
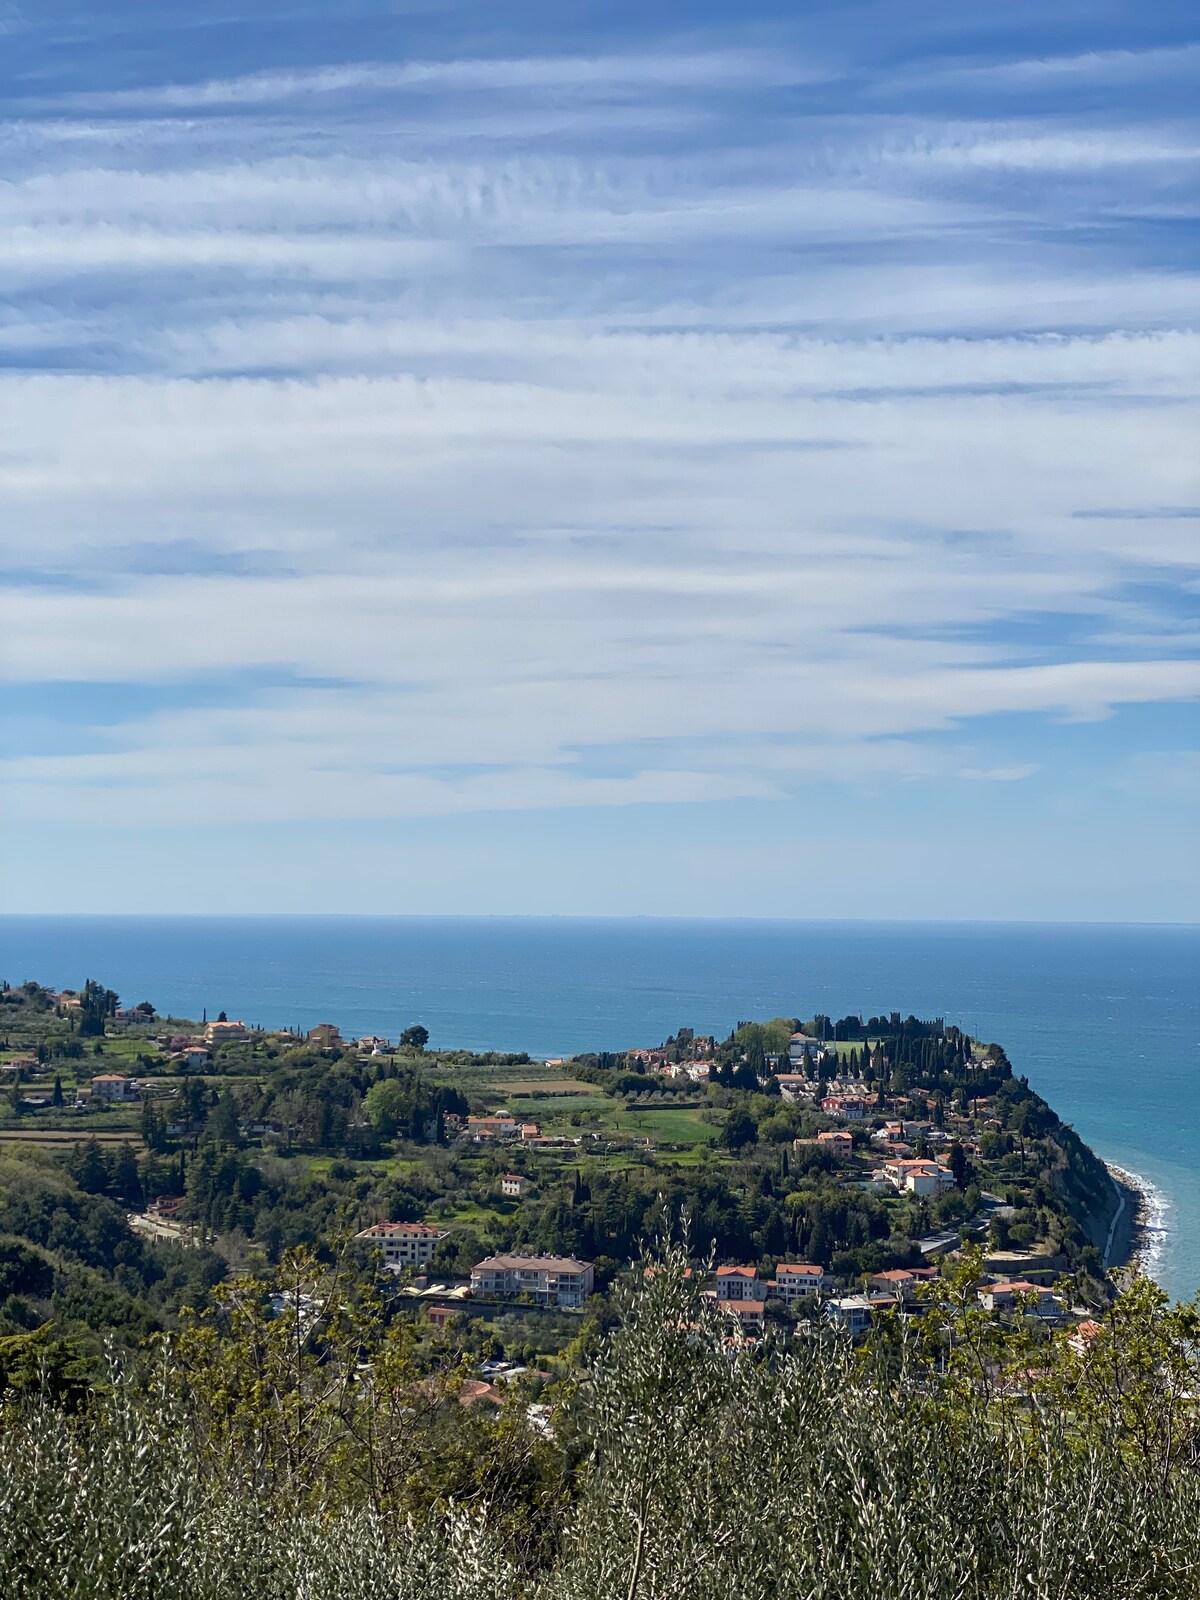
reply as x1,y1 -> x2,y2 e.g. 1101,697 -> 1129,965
1,917 -> 1195,1299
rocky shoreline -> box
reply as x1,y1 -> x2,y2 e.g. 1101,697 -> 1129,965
1104,1163 -> 1161,1279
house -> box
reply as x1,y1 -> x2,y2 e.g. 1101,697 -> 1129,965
357,1035 -> 391,1054
628,1048 -> 669,1070
466,1115 -> 518,1141
820,1096 -> 866,1122
676,1060 -> 717,1082
470,1253 -> 594,1308
883,1159 -> 948,1197
825,1295 -> 875,1333
458,1379 -> 505,1408
769,1263 -> 829,1301
664,1059 -> 716,1081
355,1221 -> 449,1270
817,1130 -> 854,1160
718,1299 -> 766,1332
90,1073 -> 139,1104
712,1266 -> 769,1303
307,1023 -> 341,1047
1068,1319 -> 1103,1355
500,1173 -> 529,1198
519,1123 -> 541,1141
788,1033 -> 824,1062
980,1280 -> 1062,1318
148,1195 -> 186,1220
114,1007 -> 151,1023
873,1122 -> 908,1148
776,1074 -> 811,1102
204,1019 -> 247,1045
179,1047 -> 209,1070
869,1267 -> 938,1301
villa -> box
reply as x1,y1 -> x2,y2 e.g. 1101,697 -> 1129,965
769,1263 -> 829,1301
711,1265 -> 770,1303
470,1253 -> 594,1308
356,1221 -> 449,1270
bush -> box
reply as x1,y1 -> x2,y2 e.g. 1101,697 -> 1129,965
2,1253 -> 1199,1598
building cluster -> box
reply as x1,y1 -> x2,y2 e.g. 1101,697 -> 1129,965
352,1206 -> 1066,1333
700,1258 -> 1064,1335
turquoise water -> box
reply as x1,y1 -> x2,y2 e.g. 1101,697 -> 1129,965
2,917 -> 1196,1298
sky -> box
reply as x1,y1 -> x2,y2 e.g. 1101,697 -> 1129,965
1,0 -> 1197,920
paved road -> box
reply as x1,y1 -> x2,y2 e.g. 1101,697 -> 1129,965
1103,1177 -> 1126,1270
129,1212 -> 196,1247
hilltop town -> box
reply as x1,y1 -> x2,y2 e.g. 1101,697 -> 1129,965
0,979 -> 1131,1368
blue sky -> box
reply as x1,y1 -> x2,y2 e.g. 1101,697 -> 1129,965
1,0 -> 1197,918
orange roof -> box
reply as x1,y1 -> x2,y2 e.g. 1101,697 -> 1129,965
715,1265 -> 759,1278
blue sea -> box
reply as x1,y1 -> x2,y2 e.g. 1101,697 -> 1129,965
2,917 -> 1196,1299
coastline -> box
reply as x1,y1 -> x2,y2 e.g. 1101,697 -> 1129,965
1103,1162 -> 1168,1284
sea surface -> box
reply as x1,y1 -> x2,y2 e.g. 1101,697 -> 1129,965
2,917 -> 1196,1298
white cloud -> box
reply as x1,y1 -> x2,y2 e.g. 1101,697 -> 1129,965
2,29 -> 1197,839
961,763 -> 1040,782
52,48 -> 828,112
883,41 -> 1200,95
878,131 -> 1200,172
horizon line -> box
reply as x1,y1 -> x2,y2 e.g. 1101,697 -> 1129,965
1,912 -> 1196,930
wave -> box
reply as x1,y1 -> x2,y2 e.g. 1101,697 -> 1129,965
1106,1163 -> 1170,1284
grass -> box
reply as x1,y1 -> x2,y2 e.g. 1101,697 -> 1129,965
0,1129 -> 144,1150
618,1106 -> 717,1145
493,1077 -> 596,1096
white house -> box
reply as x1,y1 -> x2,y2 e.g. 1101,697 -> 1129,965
205,1019 -> 248,1045
355,1221 -> 449,1270
712,1266 -> 770,1303
883,1159 -> 948,1198
825,1295 -> 875,1333
788,1033 -> 824,1063
470,1254 -> 594,1308
90,1073 -> 139,1104
500,1173 -> 529,1198
769,1263 -> 829,1301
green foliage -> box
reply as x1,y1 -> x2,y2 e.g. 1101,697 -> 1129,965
4,1252 -> 1200,1598
0,1322 -> 94,1410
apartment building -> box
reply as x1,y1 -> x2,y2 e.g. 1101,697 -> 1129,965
470,1253 -> 594,1308
355,1221 -> 449,1270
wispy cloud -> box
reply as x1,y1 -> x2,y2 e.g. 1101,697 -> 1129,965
51,48 -> 828,112
881,40 -> 1200,96
1,6 -> 1197,875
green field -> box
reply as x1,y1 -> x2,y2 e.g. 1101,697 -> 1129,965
619,1105 -> 716,1145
